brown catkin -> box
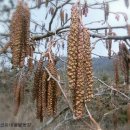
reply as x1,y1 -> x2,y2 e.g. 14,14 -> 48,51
10,2 -> 24,67
67,5 -> 79,91
28,46 -> 34,71
33,58 -> 43,101
74,27 -> 85,119
127,24 -> 130,36
113,57 -> 119,90
67,5 -> 94,119
47,61 -> 58,116
83,27 -> 93,102
14,84 -> 21,116
127,103 -> 130,124
119,42 -> 129,86
10,2 -> 30,68
47,80 -> 54,116
124,0 -> 129,8
41,70 -> 48,117
36,69 -> 43,121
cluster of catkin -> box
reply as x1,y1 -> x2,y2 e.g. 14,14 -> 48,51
113,42 -> 130,90
10,2 -> 33,69
33,58 -> 59,122
67,5 -> 93,119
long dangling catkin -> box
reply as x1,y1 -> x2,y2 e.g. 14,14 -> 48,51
118,42 -> 129,87
74,27 -> 85,119
113,57 -> 119,90
108,28 -> 112,59
127,103 -> 130,124
104,2 -> 109,21
33,58 -> 43,101
127,24 -> 130,36
13,73 -> 27,116
47,60 -> 58,116
124,0 -> 129,8
10,2 -> 23,67
36,69 -> 43,121
14,84 -> 21,116
67,5 -> 94,119
67,5 -> 79,91
41,70 -> 48,117
10,1 -> 30,68
47,80 -> 54,116
28,46 -> 34,71
83,27 -> 93,102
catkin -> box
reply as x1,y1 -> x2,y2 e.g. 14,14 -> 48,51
127,24 -> 130,36
13,73 -> 27,116
14,84 -> 21,116
113,57 -> 119,90
10,1 -> 30,68
33,57 -> 59,121
118,42 -> 129,86
83,28 -> 93,101
74,27 -> 85,119
41,70 -> 48,117
33,58 -> 43,101
67,5 -> 79,92
47,61 -> 58,116
67,5 -> 93,119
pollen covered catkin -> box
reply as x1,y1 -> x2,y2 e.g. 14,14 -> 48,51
67,5 -> 79,91
74,27 -> 85,119
10,1 -> 30,68
33,57 -> 59,121
83,28 -> 93,102
47,61 -> 58,116
67,5 -> 93,119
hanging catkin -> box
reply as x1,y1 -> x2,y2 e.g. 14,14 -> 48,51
67,5 -> 93,119
47,60 -> 58,116
41,70 -> 48,117
28,46 -> 34,71
83,27 -> 93,101
113,56 -> 119,90
127,24 -> 130,36
33,57 -> 59,121
124,0 -> 129,8
74,27 -> 85,119
127,103 -> 130,124
118,42 -> 129,86
10,1 -> 30,68
67,5 -> 79,91
33,58 -> 43,101
14,84 -> 21,116
14,74 -> 26,116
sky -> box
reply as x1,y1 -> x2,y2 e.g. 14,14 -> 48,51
0,0 -> 130,65
29,0 -> 130,57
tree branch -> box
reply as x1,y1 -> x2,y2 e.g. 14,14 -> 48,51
48,0 -> 71,31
